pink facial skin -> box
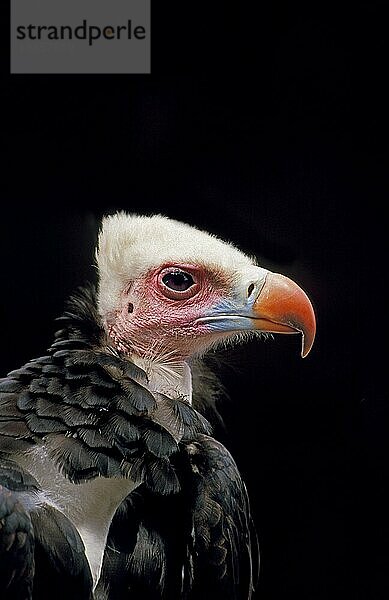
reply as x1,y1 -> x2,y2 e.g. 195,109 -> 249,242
107,263 -> 233,361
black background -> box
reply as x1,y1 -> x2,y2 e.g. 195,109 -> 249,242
1,2 -> 388,598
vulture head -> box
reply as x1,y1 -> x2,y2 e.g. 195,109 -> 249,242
96,214 -> 315,382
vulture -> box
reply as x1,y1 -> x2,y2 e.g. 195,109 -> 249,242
0,213 -> 316,599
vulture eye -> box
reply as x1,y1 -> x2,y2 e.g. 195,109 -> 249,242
158,266 -> 200,300
162,271 -> 194,292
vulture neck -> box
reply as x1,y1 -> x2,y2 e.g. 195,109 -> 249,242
130,353 -> 193,404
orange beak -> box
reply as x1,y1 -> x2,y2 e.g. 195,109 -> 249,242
252,272 -> 316,357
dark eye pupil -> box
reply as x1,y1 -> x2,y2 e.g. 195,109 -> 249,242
162,271 -> 194,291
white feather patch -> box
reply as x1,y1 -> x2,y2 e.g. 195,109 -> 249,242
16,446 -> 137,588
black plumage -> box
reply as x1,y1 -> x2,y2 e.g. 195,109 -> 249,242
1,285 -> 258,598
97,435 -> 258,599
0,458 -> 93,600
0,286 -> 211,487
30,506 -> 93,600
0,469 -> 35,599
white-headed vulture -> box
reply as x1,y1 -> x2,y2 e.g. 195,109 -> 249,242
0,213 -> 316,599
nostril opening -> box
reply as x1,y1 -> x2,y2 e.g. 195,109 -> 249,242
128,302 -> 134,314
247,283 -> 255,298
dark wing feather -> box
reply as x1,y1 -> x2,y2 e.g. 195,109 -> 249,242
97,484 -> 192,600
0,457 -> 93,599
0,285 -> 211,494
182,434 -> 259,599
31,505 -> 93,600
0,464 -> 36,598
99,434 -> 258,599
0,482 -> 35,599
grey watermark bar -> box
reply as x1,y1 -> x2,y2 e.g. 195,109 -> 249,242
11,0 -> 150,74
